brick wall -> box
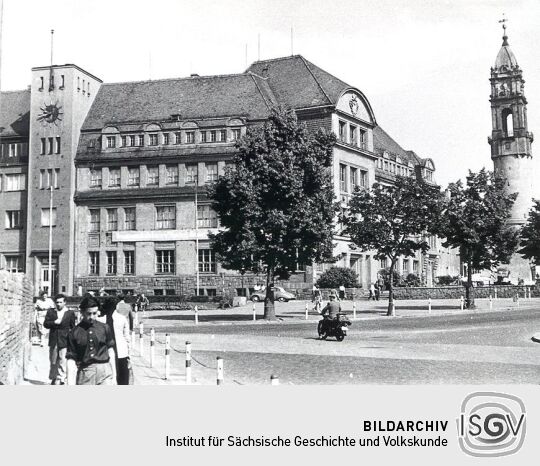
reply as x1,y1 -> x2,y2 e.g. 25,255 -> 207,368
0,271 -> 33,384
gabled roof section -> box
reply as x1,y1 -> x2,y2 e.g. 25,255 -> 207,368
81,74 -> 273,130
246,55 -> 351,109
0,89 -> 30,138
373,125 -> 425,166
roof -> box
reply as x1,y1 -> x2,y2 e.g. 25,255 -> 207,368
0,90 -> 30,138
246,55 -> 351,109
81,74 -> 273,130
495,36 -> 518,69
372,125 -> 421,166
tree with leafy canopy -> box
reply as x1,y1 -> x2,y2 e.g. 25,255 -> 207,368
343,175 -> 444,316
518,199 -> 540,270
441,169 -> 519,308
209,108 -> 337,320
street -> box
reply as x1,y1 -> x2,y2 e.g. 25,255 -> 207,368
142,304 -> 540,385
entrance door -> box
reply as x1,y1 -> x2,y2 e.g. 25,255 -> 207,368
40,258 -> 58,295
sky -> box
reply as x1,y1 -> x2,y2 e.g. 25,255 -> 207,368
1,0 -> 539,193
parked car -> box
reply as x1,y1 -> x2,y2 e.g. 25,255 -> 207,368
250,286 -> 296,302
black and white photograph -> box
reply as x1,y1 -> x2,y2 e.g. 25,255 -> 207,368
1,0 -> 540,390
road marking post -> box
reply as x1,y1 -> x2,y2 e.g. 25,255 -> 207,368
194,305 -> 199,325
139,322 -> 144,357
489,296 -> 493,311
494,288 -> 498,300
460,296 -> 464,311
524,288 -> 527,300
216,357 -> 224,385
253,304 -> 256,321
185,341 -> 192,385
305,303 -> 309,320
270,375 -> 279,385
353,302 -> 357,319
516,293 -> 520,308
150,328 -> 155,367
428,298 -> 432,314
134,310 -> 139,326
164,334 -> 170,380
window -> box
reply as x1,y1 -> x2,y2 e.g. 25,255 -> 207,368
413,260 -> 419,274
380,258 -> 388,269
89,252 -> 99,275
350,125 -> 357,145
40,169 -> 59,189
40,76 -> 44,90
128,167 -> 140,187
108,168 -> 120,188
47,137 -> 54,155
205,163 -> 218,183
55,137 -> 61,154
338,121 -> 346,142
6,210 -> 22,229
106,251 -> 117,275
163,133 -> 170,145
166,165 -> 178,185
219,129 -> 227,142
124,207 -> 136,230
40,138 -> 46,155
186,131 -> 195,144
210,130 -> 217,143
149,133 -> 159,146
128,135 -> 136,147
197,205 -> 218,228
146,166 -> 159,186
156,205 -> 175,229
198,249 -> 217,273
120,136 -> 127,147
232,128 -> 241,141
156,250 -> 175,274
5,256 -> 23,273
41,208 -> 57,227
200,131 -> 208,143
124,250 -> 135,274
402,259 -> 409,275
106,208 -> 118,231
360,170 -> 368,188
185,164 -> 198,184
90,169 -> 102,188
5,174 -> 26,191
425,170 -> 433,182
89,209 -> 100,232
174,132 -> 181,144
359,129 -> 367,149
137,135 -> 145,147
350,167 -> 358,189
106,136 -> 116,149
339,164 -> 347,192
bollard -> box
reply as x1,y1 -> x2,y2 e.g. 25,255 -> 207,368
253,303 -> 256,321
494,288 -> 498,300
270,375 -> 279,385
460,296 -> 464,311
134,310 -> 139,326
305,303 -> 309,320
194,305 -> 199,325
150,328 -> 155,368
489,296 -> 493,311
139,322 -> 144,357
185,341 -> 192,385
516,294 -> 520,308
353,302 -> 357,319
164,334 -> 171,380
428,298 -> 432,314
524,288 -> 527,300
216,357 -> 224,385
130,330 -> 135,349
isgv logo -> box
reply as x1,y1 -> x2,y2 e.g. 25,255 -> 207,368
457,392 -> 526,457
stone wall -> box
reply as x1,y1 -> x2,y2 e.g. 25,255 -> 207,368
392,285 -> 538,300
0,271 -> 33,385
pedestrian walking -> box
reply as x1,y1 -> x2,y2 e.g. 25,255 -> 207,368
115,294 -> 134,332
44,294 -> 76,385
100,297 -> 132,385
339,284 -> 346,300
34,291 -> 55,346
374,282 -> 380,301
312,285 -> 322,313
66,295 -> 116,385
368,283 -> 375,301
136,293 -> 149,314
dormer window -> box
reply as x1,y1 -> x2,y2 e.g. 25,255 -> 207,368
200,131 -> 208,143
149,134 -> 159,146
219,130 -> 227,142
232,128 -> 241,141
210,130 -> 217,143
137,135 -> 144,146
186,132 -> 195,144
106,136 -> 116,149
163,133 -> 170,145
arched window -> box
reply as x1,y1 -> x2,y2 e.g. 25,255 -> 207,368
502,108 -> 514,137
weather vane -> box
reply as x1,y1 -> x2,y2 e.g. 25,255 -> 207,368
498,13 -> 508,35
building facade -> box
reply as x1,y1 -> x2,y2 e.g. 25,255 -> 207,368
0,55 -> 459,296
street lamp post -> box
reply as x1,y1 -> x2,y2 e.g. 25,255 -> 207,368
48,184 -> 53,294
194,173 -> 200,297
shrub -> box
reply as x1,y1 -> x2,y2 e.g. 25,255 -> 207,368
403,273 -> 421,287
316,266 -> 358,288
436,275 -> 459,286
378,268 -> 402,289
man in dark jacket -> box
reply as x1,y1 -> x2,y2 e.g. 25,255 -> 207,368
44,294 -> 76,385
319,293 -> 342,336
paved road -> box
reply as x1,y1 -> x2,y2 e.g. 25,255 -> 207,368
141,307 -> 540,385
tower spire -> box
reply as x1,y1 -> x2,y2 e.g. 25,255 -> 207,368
498,13 -> 509,46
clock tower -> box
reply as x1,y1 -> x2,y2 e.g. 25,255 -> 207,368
488,21 -> 535,281
26,64 -> 102,295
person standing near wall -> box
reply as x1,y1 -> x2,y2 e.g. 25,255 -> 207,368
34,291 -> 55,347
44,294 -> 76,385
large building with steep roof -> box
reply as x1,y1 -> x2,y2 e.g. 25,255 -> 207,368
0,55 -> 459,296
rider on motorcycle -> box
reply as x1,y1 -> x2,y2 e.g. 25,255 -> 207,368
320,293 -> 341,334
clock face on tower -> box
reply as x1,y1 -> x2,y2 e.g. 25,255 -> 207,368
37,101 -> 63,125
